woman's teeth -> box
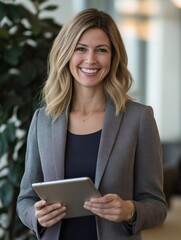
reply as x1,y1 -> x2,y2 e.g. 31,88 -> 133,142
81,68 -> 98,74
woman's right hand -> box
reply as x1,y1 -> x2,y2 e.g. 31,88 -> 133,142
34,200 -> 66,228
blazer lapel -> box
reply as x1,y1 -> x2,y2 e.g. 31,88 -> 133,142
52,112 -> 68,180
95,101 -> 123,188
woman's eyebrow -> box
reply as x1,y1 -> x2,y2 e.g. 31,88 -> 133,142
77,43 -> 111,49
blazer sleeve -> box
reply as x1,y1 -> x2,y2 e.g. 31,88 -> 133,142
16,109 -> 44,239
132,106 -> 167,233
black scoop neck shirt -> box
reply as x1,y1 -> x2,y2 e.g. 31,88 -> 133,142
59,130 -> 102,240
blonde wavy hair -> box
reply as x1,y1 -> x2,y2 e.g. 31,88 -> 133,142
42,8 -> 133,117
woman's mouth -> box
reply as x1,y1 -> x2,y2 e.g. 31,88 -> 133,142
80,68 -> 99,74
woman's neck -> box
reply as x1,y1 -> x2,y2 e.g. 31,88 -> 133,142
71,92 -> 106,114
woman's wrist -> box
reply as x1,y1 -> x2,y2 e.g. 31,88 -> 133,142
125,200 -> 136,224
127,209 -> 137,225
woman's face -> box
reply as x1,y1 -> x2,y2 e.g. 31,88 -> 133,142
69,27 -> 112,89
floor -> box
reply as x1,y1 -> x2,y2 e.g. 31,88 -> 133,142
142,196 -> 181,240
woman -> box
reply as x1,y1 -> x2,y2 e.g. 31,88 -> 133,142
17,8 -> 167,240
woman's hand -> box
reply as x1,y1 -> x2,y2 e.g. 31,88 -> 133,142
34,200 -> 66,228
84,194 -> 135,222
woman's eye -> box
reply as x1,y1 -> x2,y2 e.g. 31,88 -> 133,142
75,47 -> 86,52
97,48 -> 107,53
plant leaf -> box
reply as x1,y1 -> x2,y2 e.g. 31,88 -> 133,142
3,44 -> 22,65
41,5 -> 58,11
0,130 -> 8,156
0,181 -> 14,206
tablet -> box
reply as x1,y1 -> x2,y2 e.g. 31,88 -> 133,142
32,177 -> 101,219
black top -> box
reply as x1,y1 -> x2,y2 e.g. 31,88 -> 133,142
59,130 -> 102,240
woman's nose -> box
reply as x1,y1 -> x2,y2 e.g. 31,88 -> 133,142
85,51 -> 97,64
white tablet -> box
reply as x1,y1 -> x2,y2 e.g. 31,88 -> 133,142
32,177 -> 101,219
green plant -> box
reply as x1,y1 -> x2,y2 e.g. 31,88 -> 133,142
0,0 -> 61,239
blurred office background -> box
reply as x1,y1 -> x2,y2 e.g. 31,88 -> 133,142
2,0 -> 181,239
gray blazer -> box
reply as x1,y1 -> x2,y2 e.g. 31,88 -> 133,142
17,100 -> 167,240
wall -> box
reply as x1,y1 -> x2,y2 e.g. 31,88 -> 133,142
146,1 -> 181,142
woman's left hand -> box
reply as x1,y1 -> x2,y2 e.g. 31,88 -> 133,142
84,193 -> 135,222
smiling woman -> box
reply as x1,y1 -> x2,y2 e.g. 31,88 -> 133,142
17,8 -> 167,240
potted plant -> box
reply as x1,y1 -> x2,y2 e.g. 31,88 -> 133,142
0,0 -> 61,238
